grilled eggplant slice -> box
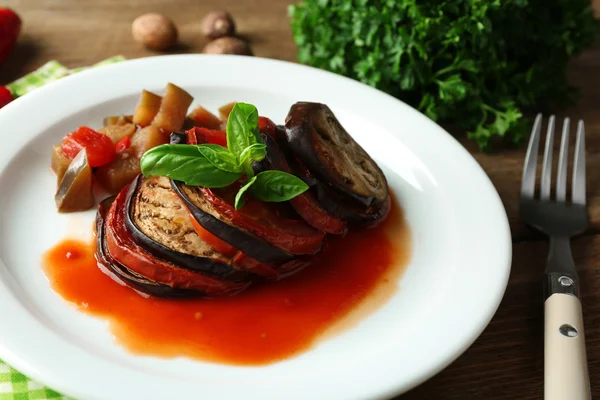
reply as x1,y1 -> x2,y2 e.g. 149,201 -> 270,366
172,180 -> 293,264
96,196 -> 199,298
260,122 -> 347,234
104,183 -> 250,295
126,175 -> 256,281
284,102 -> 388,207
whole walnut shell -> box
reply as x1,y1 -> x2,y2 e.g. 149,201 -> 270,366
201,11 -> 236,39
202,37 -> 253,55
132,13 -> 178,51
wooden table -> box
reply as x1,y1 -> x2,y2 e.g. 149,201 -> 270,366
2,1 -> 599,399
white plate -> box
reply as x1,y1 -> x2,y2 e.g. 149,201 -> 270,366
0,55 -> 511,400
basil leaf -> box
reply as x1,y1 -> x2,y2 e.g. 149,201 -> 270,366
197,144 -> 241,173
234,176 -> 257,210
141,144 -> 241,188
226,102 -> 259,159
250,170 -> 309,202
239,143 -> 267,166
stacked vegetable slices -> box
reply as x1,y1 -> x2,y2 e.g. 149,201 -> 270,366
96,102 -> 390,297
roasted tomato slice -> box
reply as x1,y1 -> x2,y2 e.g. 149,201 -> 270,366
258,116 -> 278,139
96,196 -> 200,298
200,184 -> 325,255
61,126 -> 117,167
104,186 -> 250,295
260,126 -> 347,234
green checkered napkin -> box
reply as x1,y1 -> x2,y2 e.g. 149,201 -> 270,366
0,359 -> 72,400
1,56 -> 125,399
6,56 -> 125,98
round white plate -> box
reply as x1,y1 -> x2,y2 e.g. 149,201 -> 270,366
0,55 -> 511,400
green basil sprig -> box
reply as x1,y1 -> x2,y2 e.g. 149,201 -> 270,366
140,102 -> 309,209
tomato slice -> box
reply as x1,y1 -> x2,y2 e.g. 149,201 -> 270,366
200,185 -> 325,255
61,126 -> 116,167
185,207 -> 278,278
185,127 -> 227,147
290,190 -> 347,234
187,210 -> 237,257
104,187 -> 249,295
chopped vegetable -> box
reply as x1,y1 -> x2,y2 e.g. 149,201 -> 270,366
95,155 -> 141,195
115,136 -> 131,152
151,83 -> 193,133
61,126 -> 116,167
50,144 -> 71,183
133,90 -> 162,127
218,102 -> 236,121
289,0 -> 600,150
188,105 -> 222,129
55,149 -> 95,212
103,115 -> 133,127
189,127 -> 228,147
130,125 -> 168,158
102,122 -> 136,144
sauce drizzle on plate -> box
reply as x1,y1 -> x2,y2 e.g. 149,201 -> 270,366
43,194 -> 410,365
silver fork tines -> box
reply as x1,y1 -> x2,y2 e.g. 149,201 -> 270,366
520,114 -> 586,204
573,120 -> 586,206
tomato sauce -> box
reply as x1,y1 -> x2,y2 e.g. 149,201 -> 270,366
42,195 -> 410,366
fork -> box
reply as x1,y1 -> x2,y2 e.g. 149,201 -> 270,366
520,114 -> 591,400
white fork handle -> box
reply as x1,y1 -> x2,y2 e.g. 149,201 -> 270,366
545,293 -> 591,400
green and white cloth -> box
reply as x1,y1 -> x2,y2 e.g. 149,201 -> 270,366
0,359 -> 71,400
6,55 -> 125,98
1,55 -> 126,399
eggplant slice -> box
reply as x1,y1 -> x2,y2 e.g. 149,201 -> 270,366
171,180 -> 294,264
284,102 -> 388,207
104,183 -> 251,295
273,126 -> 388,226
126,175 -> 253,282
95,196 -> 200,298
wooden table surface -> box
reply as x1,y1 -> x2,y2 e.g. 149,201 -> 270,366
2,1 -> 600,399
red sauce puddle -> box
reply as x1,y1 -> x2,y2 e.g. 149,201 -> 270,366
43,195 -> 410,365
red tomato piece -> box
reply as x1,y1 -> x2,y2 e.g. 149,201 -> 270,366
185,127 -> 227,147
258,116 -> 277,139
61,126 -> 117,167
115,136 -> 131,153
0,86 -> 14,109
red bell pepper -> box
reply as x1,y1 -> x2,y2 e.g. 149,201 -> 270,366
61,126 -> 117,167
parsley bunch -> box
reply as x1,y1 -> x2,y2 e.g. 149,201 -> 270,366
289,0 -> 600,150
